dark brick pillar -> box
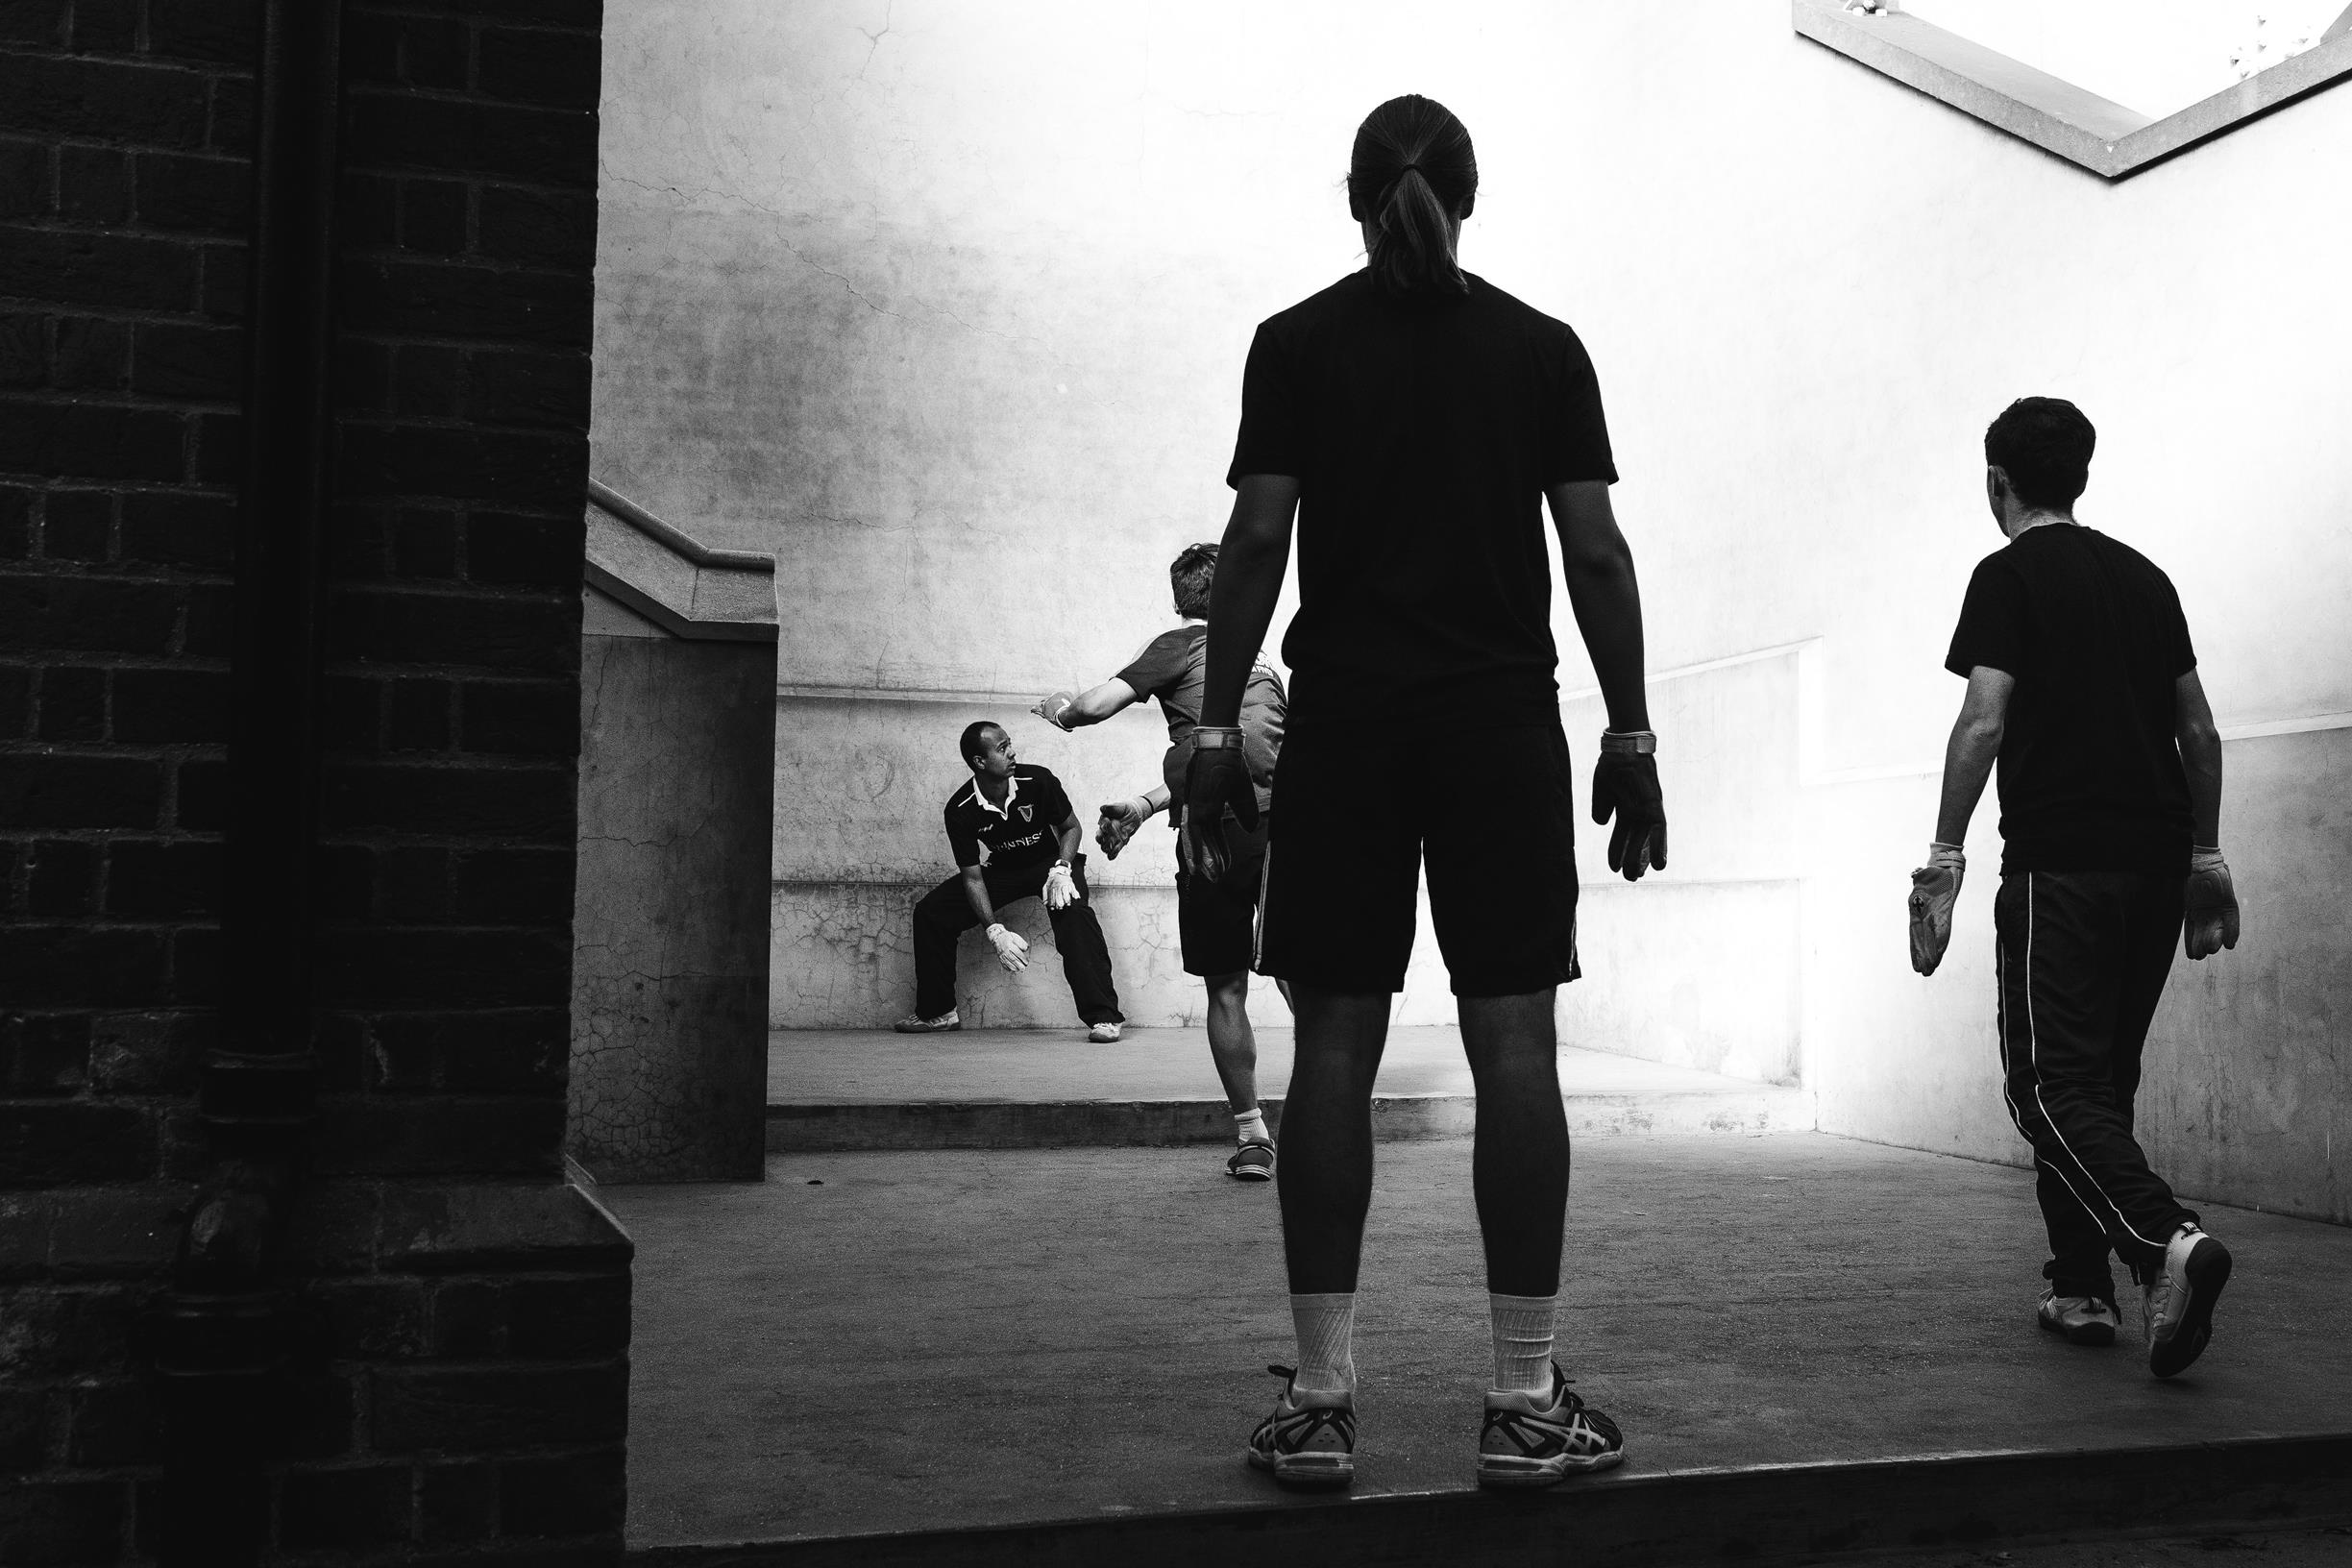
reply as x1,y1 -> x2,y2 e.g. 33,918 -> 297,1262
1,2 -> 626,1563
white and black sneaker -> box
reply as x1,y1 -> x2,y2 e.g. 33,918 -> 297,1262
892,1009 -> 960,1034
2036,1287 -> 2119,1346
2144,1224 -> 2232,1379
1477,1361 -> 1625,1488
1245,1364 -> 1355,1490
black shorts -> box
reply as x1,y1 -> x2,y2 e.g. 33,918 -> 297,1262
1256,718 -> 1580,996
1174,814 -> 1267,978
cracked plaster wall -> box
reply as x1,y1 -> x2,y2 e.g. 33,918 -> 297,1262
593,3 -> 2350,1205
571,618 -> 776,1180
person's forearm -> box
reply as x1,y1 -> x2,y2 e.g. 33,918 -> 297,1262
1934,717 -> 2003,846
1141,783 -> 1170,814
1563,554 -> 1652,734
961,870 -> 995,926
1062,680 -> 1136,728
2180,727 -> 2222,846
1057,821 -> 1082,862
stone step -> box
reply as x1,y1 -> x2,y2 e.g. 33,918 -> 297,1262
768,1085 -> 1812,1152
765,1026 -> 1812,1152
630,1431 -> 2352,1567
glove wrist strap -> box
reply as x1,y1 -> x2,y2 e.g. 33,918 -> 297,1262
1600,730 -> 1656,755
1192,725 -> 1245,750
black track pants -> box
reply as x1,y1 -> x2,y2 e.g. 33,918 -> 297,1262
1995,870 -> 2198,1293
911,855 -> 1121,1025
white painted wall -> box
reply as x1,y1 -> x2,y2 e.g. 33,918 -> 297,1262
592,2 -> 2352,1213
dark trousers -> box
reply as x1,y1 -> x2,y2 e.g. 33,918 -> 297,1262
1995,870 -> 2198,1295
912,855 -> 1121,1025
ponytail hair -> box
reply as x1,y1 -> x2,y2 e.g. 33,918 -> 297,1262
1347,95 -> 1477,298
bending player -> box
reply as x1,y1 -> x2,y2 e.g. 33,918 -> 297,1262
894,722 -> 1124,1043
1034,541 -> 1289,1181
1910,397 -> 2240,1379
1191,98 -> 1665,1492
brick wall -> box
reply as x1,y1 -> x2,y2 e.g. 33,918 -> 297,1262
0,1 -> 625,1562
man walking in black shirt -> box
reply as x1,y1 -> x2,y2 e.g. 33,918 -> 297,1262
894,722 -> 1124,1042
1911,397 -> 2242,1380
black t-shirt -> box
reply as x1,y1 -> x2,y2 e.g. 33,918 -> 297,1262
1226,269 -> 1617,725
1944,524 -> 2195,874
943,764 -> 1074,871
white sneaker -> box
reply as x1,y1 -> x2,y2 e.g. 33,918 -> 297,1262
891,1009 -> 960,1033
1088,1021 -> 1123,1043
2144,1224 -> 2232,1379
2035,1287 -> 2119,1346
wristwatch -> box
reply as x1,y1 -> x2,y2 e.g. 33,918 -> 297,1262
1600,730 -> 1657,755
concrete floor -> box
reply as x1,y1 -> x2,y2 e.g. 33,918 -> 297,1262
1834,1527 -> 2352,1567
603,1133 -> 2352,1550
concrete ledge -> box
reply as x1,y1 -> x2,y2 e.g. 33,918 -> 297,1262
766,1088 -> 1813,1152
630,1431 -> 2352,1568
1795,0 -> 2352,179
585,478 -> 777,642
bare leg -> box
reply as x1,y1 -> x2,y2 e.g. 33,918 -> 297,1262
1204,969 -> 1260,1114
1276,986 -> 1391,1293
1459,990 -> 1568,1297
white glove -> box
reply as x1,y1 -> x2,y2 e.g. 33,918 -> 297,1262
986,922 -> 1029,972
1908,843 -> 1965,976
2184,847 -> 2240,961
1043,863 -> 1081,911
1033,691 -> 1078,730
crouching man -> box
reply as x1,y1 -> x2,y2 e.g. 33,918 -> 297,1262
894,722 -> 1125,1042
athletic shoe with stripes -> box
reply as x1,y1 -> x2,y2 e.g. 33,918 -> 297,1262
2144,1224 -> 2232,1379
1226,1141 -> 1274,1182
891,1009 -> 960,1033
1245,1364 -> 1354,1489
1477,1362 -> 1625,1488
2036,1287 -> 2119,1346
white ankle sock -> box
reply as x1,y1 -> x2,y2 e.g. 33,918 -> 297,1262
1289,1292 -> 1356,1394
1489,1292 -> 1557,1394
1235,1108 -> 1269,1145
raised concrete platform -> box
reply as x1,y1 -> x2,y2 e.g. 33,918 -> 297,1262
766,1027 -> 1814,1151
606,1134 -> 2352,1563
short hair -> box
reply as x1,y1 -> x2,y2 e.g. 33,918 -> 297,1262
1170,542 -> 1218,620
957,721 -> 1003,767
1985,397 -> 2095,511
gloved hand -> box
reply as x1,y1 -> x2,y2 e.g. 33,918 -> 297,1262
2184,847 -> 2240,961
1043,862 -> 1081,911
1590,741 -> 1667,880
1908,843 -> 1966,976
1095,797 -> 1152,861
1182,726 -> 1259,883
986,922 -> 1029,973
1033,691 -> 1078,730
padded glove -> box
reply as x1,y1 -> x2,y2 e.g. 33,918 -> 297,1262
986,922 -> 1029,973
1043,862 -> 1081,911
1590,740 -> 1667,880
2184,847 -> 2240,961
1908,843 -> 1966,976
1182,726 -> 1259,883
1095,797 -> 1152,862
1033,691 -> 1078,730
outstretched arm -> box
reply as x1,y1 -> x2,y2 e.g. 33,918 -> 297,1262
1548,481 -> 1651,734
1935,667 -> 2014,845
1199,475 -> 1301,727
1038,677 -> 1139,731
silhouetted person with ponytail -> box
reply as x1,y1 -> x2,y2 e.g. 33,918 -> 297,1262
1188,94 -> 1664,1490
